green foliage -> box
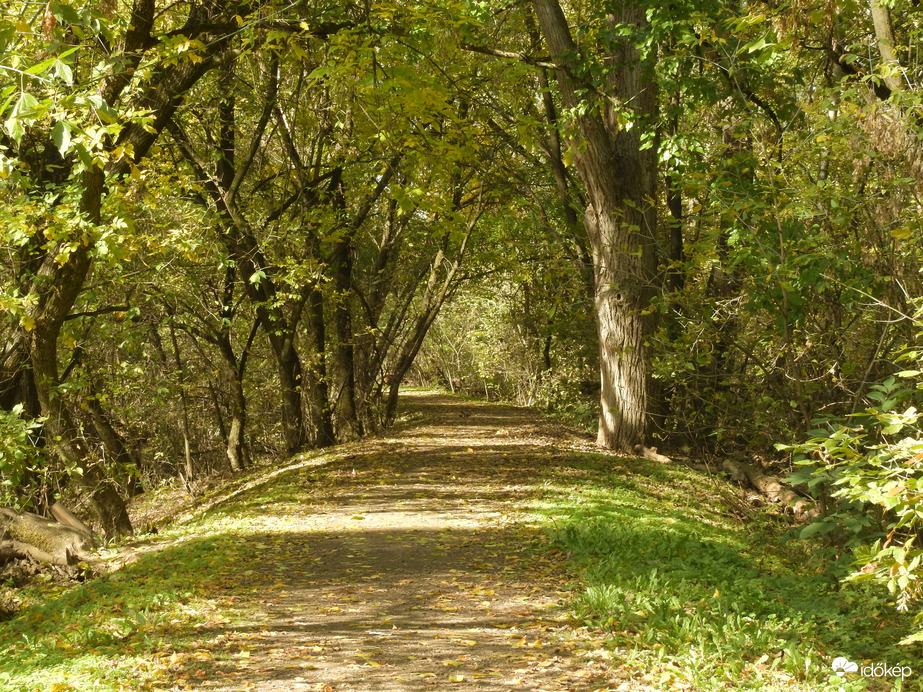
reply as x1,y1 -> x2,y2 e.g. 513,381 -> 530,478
535,453 -> 920,689
0,405 -> 45,509
780,374 -> 923,644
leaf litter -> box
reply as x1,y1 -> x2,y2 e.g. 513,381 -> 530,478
1,392 -> 634,691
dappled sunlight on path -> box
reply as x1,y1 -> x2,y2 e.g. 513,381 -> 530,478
175,393 -> 615,691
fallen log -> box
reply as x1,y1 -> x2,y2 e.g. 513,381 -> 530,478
721,459 -> 816,517
0,506 -> 95,566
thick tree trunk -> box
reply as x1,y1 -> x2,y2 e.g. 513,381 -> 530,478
532,0 -> 658,451
268,334 -> 306,454
588,207 -> 656,450
327,168 -> 362,441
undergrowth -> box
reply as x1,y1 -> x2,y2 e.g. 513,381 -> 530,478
532,452 -> 923,691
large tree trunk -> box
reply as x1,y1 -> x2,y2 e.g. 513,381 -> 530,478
532,0 -> 658,451
328,168 -> 362,441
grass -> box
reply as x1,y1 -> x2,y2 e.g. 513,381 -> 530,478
531,451 -> 923,691
0,449 -> 345,692
3,416 -> 922,691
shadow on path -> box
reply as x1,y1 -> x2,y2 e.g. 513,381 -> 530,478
179,392 -> 610,691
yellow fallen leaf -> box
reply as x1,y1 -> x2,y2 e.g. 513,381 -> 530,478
449,674 -> 465,682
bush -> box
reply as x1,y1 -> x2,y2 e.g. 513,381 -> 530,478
779,375 -> 923,644
0,405 -> 47,510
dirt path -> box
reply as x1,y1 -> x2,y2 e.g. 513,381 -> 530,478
180,393 -> 616,691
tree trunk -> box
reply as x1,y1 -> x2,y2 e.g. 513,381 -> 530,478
384,229 -> 473,425
531,0 -> 658,451
332,235 -> 362,441
172,70 -> 309,456
304,286 -> 336,447
328,168 -> 362,441
84,394 -> 144,496
217,337 -> 251,471
870,0 -> 903,94
27,168 -> 134,537
168,324 -> 195,481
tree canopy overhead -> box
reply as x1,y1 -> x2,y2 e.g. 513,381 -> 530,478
4,0 -> 923,640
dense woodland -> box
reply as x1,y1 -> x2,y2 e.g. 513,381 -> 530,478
2,0 -> 923,639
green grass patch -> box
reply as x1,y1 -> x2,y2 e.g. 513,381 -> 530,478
533,452 -> 923,691
0,453 -> 337,692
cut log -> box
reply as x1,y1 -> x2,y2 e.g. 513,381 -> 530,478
721,459 -> 816,517
0,507 -> 95,566
0,538 -> 75,566
50,502 -> 94,538
633,444 -> 672,463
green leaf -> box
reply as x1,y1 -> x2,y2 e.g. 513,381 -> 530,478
75,143 -> 93,168
51,121 -> 71,155
4,116 -> 24,145
799,521 -> 835,539
54,60 -> 74,86
13,92 -> 39,118
86,94 -> 118,123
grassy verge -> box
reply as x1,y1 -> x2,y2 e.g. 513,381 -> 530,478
532,451 -> 922,691
0,452 -> 340,692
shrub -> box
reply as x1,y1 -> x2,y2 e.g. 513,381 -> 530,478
780,375 -> 923,644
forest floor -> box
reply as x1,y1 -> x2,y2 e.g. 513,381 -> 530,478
0,391 -> 919,691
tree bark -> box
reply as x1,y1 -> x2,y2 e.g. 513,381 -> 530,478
27,168 -> 134,537
330,169 -> 362,441
216,317 -> 256,471
0,507 -> 94,566
870,0 -> 903,94
304,286 -> 337,447
531,0 -> 658,451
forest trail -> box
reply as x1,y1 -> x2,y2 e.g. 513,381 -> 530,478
174,392 -> 614,691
